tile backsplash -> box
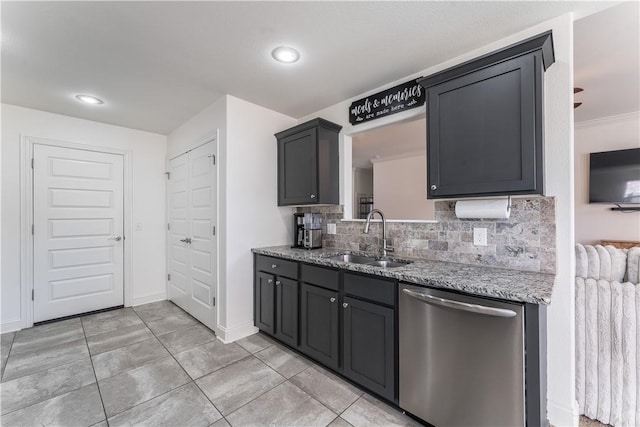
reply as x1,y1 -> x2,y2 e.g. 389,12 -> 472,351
297,197 -> 556,274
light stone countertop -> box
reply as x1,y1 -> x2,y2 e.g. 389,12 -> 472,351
252,245 -> 556,305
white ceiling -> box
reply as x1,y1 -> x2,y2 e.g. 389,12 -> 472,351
574,1 -> 640,122
1,1 -> 624,135
352,117 -> 425,169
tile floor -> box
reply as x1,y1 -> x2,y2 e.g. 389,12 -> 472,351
0,301 -> 420,427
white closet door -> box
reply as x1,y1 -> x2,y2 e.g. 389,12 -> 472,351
167,141 -> 217,331
33,144 -> 124,322
167,152 -> 190,310
186,142 -> 217,330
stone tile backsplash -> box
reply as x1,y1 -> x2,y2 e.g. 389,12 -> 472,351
297,197 -> 556,274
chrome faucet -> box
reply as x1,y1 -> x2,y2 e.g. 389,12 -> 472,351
363,209 -> 394,258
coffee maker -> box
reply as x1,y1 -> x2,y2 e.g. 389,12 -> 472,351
293,213 -> 322,249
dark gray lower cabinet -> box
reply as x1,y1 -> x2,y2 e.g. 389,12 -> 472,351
299,283 -> 339,370
255,272 -> 275,335
342,296 -> 395,401
275,277 -> 298,348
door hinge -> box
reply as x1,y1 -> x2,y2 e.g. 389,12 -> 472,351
31,158 -> 34,169
167,273 -> 171,281
165,172 -> 170,180
208,154 -> 216,165
167,223 -> 171,231
31,289 -> 34,301
213,297 -> 216,306
32,224 -> 34,235
212,226 -> 216,236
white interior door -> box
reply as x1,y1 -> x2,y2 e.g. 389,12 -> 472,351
167,152 -> 190,310
33,144 -> 124,322
167,141 -> 217,331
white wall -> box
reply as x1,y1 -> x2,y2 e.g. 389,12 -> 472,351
299,15 -> 577,426
372,153 -> 434,220
167,95 -> 296,342
224,96 -> 296,340
1,104 -> 168,332
574,112 -> 640,244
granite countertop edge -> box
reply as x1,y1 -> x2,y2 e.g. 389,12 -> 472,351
252,246 -> 555,305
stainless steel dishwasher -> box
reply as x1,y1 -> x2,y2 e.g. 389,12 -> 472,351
399,283 -> 525,427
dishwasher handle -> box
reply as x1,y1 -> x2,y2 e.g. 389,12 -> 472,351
402,288 -> 517,318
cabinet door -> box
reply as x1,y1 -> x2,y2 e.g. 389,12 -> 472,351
255,272 -> 275,335
343,296 -> 395,401
278,129 -> 318,205
300,283 -> 339,370
275,276 -> 298,348
427,54 -> 541,198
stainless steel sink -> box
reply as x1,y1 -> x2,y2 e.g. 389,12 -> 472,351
366,259 -> 410,268
326,253 -> 411,268
326,254 -> 376,264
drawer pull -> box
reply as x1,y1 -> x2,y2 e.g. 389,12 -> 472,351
330,297 -> 336,303
271,264 -> 278,269
343,302 -> 349,308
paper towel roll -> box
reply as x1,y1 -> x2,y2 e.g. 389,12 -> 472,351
454,198 -> 511,219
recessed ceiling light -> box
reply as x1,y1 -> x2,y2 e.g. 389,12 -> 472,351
271,46 -> 300,64
75,94 -> 104,105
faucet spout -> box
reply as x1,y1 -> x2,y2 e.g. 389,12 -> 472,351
363,209 -> 394,258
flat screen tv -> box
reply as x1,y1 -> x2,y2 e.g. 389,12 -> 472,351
589,148 -> 640,204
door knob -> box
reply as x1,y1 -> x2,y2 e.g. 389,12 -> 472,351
268,279 -> 273,284
430,185 -> 437,191
271,264 -> 278,269
108,236 -> 122,241
343,303 -> 349,308
310,194 -> 316,199
330,297 -> 336,303
275,281 -> 281,286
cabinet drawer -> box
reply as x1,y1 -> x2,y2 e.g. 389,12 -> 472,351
344,273 -> 395,306
255,255 -> 298,279
301,264 -> 339,291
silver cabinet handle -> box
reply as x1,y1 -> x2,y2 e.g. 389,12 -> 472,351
275,280 -> 281,286
430,185 -> 437,191
330,297 -> 336,303
271,264 -> 277,269
108,236 -> 122,241
310,194 -> 316,199
179,237 -> 192,244
343,303 -> 349,308
268,279 -> 273,284
401,289 -> 516,318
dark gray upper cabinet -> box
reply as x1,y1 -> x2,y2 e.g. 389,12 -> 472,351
418,31 -> 554,199
275,118 -> 342,206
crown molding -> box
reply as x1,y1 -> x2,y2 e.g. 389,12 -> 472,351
575,111 -> 640,129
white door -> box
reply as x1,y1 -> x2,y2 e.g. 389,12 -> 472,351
33,144 -> 124,322
167,141 -> 217,331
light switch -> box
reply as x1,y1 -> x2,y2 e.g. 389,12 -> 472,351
326,223 -> 337,235
473,227 -> 487,246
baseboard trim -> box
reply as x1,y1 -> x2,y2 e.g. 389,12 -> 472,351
0,319 -> 24,334
548,398 -> 579,427
216,321 -> 258,343
131,292 -> 167,307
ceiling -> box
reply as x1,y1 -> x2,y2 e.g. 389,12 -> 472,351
352,117 -> 425,169
1,1 -> 624,135
573,1 -> 640,122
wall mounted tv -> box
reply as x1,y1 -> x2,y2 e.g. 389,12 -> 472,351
589,148 -> 640,204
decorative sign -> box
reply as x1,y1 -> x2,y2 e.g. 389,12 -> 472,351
349,78 -> 425,125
